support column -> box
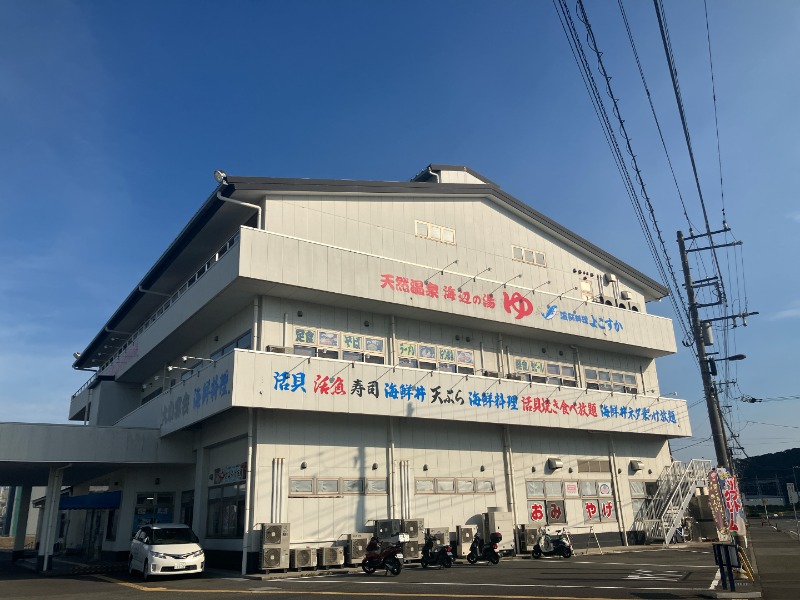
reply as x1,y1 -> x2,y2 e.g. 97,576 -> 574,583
12,486 -> 32,561
38,465 -> 66,572
192,448 -> 209,539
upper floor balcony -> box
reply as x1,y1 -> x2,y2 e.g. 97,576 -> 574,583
73,225 -> 677,404
142,349 -> 690,439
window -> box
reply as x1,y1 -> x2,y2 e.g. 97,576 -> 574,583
584,369 -> 638,394
415,220 -> 456,245
416,477 -> 494,494
545,481 -> 563,498
207,483 -> 245,538
476,479 -> 495,493
141,386 -> 164,405
289,477 -> 383,496
134,492 -> 174,532
512,356 -> 547,383
398,341 -> 475,375
436,478 -> 455,493
289,478 -> 313,495
457,479 -> 475,493
577,459 -> 611,473
316,479 -> 340,495
105,509 -> 118,541
292,327 -> 385,364
343,479 -> 364,494
525,480 -> 545,498
546,362 -> 578,387
210,330 -> 252,361
366,478 -> 388,494
630,481 -> 658,517
415,478 -> 435,494
526,490 -> 567,524
526,480 -> 573,499
180,490 -> 194,528
512,244 -> 546,267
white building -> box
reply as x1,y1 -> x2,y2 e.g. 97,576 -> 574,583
0,165 -> 696,572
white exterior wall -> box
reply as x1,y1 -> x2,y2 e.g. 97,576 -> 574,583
264,194 -> 650,313
39,172 -> 691,565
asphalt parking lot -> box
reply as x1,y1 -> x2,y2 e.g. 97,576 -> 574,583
0,545 -> 727,600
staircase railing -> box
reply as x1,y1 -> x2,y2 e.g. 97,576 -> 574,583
632,459 -> 712,544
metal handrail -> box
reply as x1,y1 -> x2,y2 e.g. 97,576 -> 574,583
632,459 -> 711,543
72,232 -> 240,398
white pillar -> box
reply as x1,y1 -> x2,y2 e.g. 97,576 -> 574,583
12,486 -> 32,561
38,465 -> 66,572
192,448 -> 209,540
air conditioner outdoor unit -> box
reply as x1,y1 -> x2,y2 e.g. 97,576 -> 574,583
376,519 -> 402,539
402,518 -> 423,540
290,547 -> 316,570
456,525 -> 474,557
483,370 -> 499,378
484,511 -> 515,554
317,546 -> 344,568
404,540 -> 420,560
261,546 -> 290,571
261,523 -> 290,571
621,290 -> 631,300
505,373 -> 522,381
518,525 -> 537,551
427,527 -> 449,547
345,534 -> 368,564
262,523 -> 290,546
267,345 -> 289,353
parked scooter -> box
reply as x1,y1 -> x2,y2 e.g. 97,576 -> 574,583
361,536 -> 404,575
420,532 -> 454,568
466,532 -> 501,564
531,527 -> 573,559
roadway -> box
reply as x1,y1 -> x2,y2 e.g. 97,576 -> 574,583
0,545 -> 725,600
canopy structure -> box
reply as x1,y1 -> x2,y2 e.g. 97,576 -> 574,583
59,490 -> 121,510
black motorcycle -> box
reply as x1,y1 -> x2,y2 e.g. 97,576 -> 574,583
361,537 -> 403,575
420,532 -> 454,568
466,532 -> 501,564
531,527 -> 573,559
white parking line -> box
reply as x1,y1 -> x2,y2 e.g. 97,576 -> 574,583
709,568 -> 721,590
347,580 -> 710,592
573,560 -> 717,569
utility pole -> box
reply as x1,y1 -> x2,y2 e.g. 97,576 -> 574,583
678,230 -> 728,468
678,229 -> 758,470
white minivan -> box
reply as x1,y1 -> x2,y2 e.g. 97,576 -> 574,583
129,523 -> 204,580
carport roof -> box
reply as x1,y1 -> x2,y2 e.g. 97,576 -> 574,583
0,423 -> 195,487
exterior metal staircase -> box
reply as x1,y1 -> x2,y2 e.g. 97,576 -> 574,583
632,459 -> 712,545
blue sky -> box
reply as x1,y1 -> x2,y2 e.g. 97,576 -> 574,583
1,1 -> 797,462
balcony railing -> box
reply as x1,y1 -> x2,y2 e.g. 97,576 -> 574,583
72,232 -> 240,399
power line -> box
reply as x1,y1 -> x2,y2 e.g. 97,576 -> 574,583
746,420 -> 800,430
616,0 -> 695,230
553,0 -> 693,344
703,0 -> 727,220
653,0 -> 729,308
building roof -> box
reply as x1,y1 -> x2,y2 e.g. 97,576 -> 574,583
72,165 -> 669,370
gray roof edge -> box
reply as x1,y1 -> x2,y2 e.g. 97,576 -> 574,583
75,170 -> 668,367
73,183 -> 227,369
